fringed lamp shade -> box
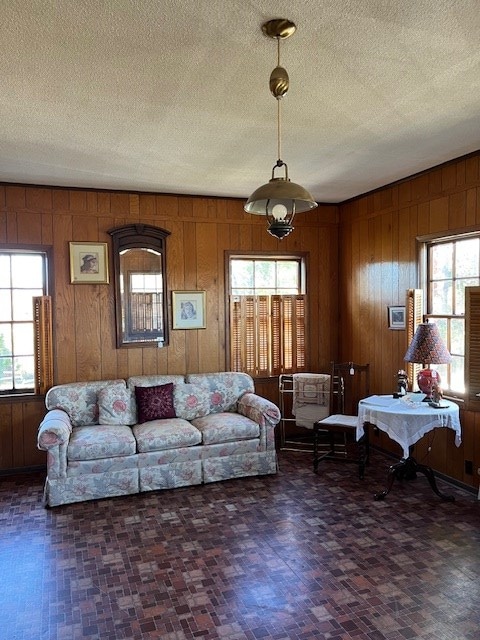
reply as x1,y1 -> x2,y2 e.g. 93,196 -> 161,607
404,322 -> 451,398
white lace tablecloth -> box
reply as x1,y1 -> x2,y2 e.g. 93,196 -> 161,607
357,395 -> 461,459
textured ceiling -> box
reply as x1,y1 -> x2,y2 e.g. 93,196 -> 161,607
1,1 -> 480,203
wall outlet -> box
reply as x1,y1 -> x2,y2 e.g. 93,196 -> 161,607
465,460 -> 473,475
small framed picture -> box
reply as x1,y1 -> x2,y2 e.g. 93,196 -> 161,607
388,305 -> 406,330
69,242 -> 109,284
172,291 -> 206,329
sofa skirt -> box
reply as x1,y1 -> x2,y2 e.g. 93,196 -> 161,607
43,448 -> 277,506
202,450 -> 278,483
139,460 -> 203,491
44,468 -> 139,507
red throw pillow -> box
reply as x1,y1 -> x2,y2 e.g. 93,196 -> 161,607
135,383 -> 176,423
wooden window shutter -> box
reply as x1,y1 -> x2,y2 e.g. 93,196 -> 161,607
244,295 -> 257,374
406,288 -> 423,391
293,295 -> 306,370
271,296 -> 281,374
33,295 -> 54,395
230,294 -> 307,377
465,286 -> 480,410
256,295 -> 270,376
271,294 -> 307,376
230,296 -> 243,372
230,295 -> 259,375
280,295 -> 293,373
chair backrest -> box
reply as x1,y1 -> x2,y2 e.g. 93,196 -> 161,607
329,362 -> 370,416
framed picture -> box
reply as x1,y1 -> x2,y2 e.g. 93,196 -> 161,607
388,305 -> 406,330
172,291 -> 206,329
69,242 -> 109,284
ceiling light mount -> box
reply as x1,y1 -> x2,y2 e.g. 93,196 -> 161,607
245,18 -> 317,240
261,19 -> 296,40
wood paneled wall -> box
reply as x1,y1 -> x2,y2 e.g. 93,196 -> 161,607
338,152 -> 480,489
0,185 -> 339,471
2,152 -> 480,490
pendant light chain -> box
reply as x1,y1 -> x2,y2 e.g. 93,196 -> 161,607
277,95 -> 282,163
277,36 -> 282,163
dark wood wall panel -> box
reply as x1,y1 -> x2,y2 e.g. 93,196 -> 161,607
0,398 -> 46,470
338,151 -> 480,489
0,184 -> 338,470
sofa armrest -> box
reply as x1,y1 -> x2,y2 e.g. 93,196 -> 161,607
237,392 -> 281,428
38,409 -> 72,450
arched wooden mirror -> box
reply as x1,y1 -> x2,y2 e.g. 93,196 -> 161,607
108,224 -> 170,348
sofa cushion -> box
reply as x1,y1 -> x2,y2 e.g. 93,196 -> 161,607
174,383 -> 210,420
68,425 -> 137,461
186,372 -> 255,414
128,374 -> 185,390
133,419 -> 202,452
190,412 -> 259,445
98,382 -> 136,426
135,383 -> 176,423
45,379 -> 125,427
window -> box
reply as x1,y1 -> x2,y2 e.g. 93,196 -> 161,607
228,256 -> 307,377
0,250 -> 49,394
425,234 -> 480,395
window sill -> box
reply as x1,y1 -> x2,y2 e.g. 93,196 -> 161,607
443,394 -> 464,405
0,393 -> 45,403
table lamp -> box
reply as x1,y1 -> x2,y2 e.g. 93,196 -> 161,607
404,320 -> 451,400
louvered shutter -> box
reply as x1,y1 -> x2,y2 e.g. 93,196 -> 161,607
465,286 -> 480,410
271,295 -> 307,375
244,296 -> 257,374
230,297 -> 243,372
255,295 -> 268,375
33,295 -> 54,394
230,294 -> 306,376
230,295 -> 258,374
406,289 -> 423,391
293,295 -> 306,370
271,296 -> 281,373
278,295 -> 293,373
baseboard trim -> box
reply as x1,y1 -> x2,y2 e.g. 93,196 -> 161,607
371,445 -> 478,496
0,465 -> 46,477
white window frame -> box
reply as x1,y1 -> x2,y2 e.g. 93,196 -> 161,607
0,248 -> 50,396
422,231 -> 480,398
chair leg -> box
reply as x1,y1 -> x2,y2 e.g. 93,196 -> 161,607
313,425 -> 334,472
314,425 -> 368,479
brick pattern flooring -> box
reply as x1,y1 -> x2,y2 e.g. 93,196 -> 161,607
1,450 -> 479,640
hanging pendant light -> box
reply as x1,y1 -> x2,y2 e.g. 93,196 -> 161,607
244,19 -> 318,240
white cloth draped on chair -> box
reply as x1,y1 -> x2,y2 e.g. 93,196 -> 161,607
292,373 -> 330,428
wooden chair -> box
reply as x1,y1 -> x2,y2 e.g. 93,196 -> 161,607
313,362 -> 370,479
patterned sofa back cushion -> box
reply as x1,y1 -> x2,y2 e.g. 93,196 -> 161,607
127,375 -> 185,424
127,375 -> 186,389
185,372 -> 255,414
98,381 -> 137,426
173,383 -> 211,421
45,379 -> 126,427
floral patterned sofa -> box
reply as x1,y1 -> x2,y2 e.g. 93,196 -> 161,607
37,372 -> 281,507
